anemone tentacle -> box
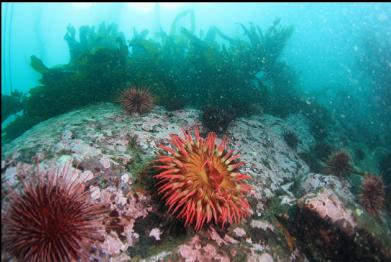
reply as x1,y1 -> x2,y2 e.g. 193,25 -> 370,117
154,127 -> 252,231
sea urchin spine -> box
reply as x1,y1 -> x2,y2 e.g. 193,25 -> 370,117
119,87 -> 154,115
360,173 -> 385,217
2,164 -> 107,262
324,151 -> 353,177
283,130 -> 299,150
154,127 -> 253,231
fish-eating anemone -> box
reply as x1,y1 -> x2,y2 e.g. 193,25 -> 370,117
154,127 -> 253,231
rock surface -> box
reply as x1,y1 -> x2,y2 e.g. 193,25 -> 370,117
1,103 -> 390,261
281,174 -> 391,261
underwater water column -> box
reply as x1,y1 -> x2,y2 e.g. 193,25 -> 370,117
1,2 -> 14,95
2,3 -> 43,96
33,5 -> 46,63
154,3 -> 161,36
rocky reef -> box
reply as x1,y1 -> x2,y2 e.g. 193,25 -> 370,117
2,103 -> 390,261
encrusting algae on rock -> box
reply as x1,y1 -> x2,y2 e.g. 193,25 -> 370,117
1,103 -> 390,261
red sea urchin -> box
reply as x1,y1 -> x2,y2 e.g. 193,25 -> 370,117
154,127 -> 253,231
324,151 -> 353,177
2,164 -> 107,262
360,173 -> 385,217
119,87 -> 154,114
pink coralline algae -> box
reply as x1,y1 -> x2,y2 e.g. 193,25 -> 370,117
100,156 -> 111,169
80,170 -> 94,181
178,236 -> 203,262
149,228 -> 162,241
209,227 -> 227,246
203,244 -> 217,257
100,232 -> 128,255
301,189 -> 356,235
177,235 -> 230,262
92,185 -> 152,256
250,220 -> 275,231
233,227 -> 247,237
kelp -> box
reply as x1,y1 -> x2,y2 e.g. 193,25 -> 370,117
170,9 -> 195,35
1,90 -> 25,122
30,55 -> 48,74
237,18 -> 294,76
4,23 -> 130,141
4,16 -> 306,141
64,22 -> 127,64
